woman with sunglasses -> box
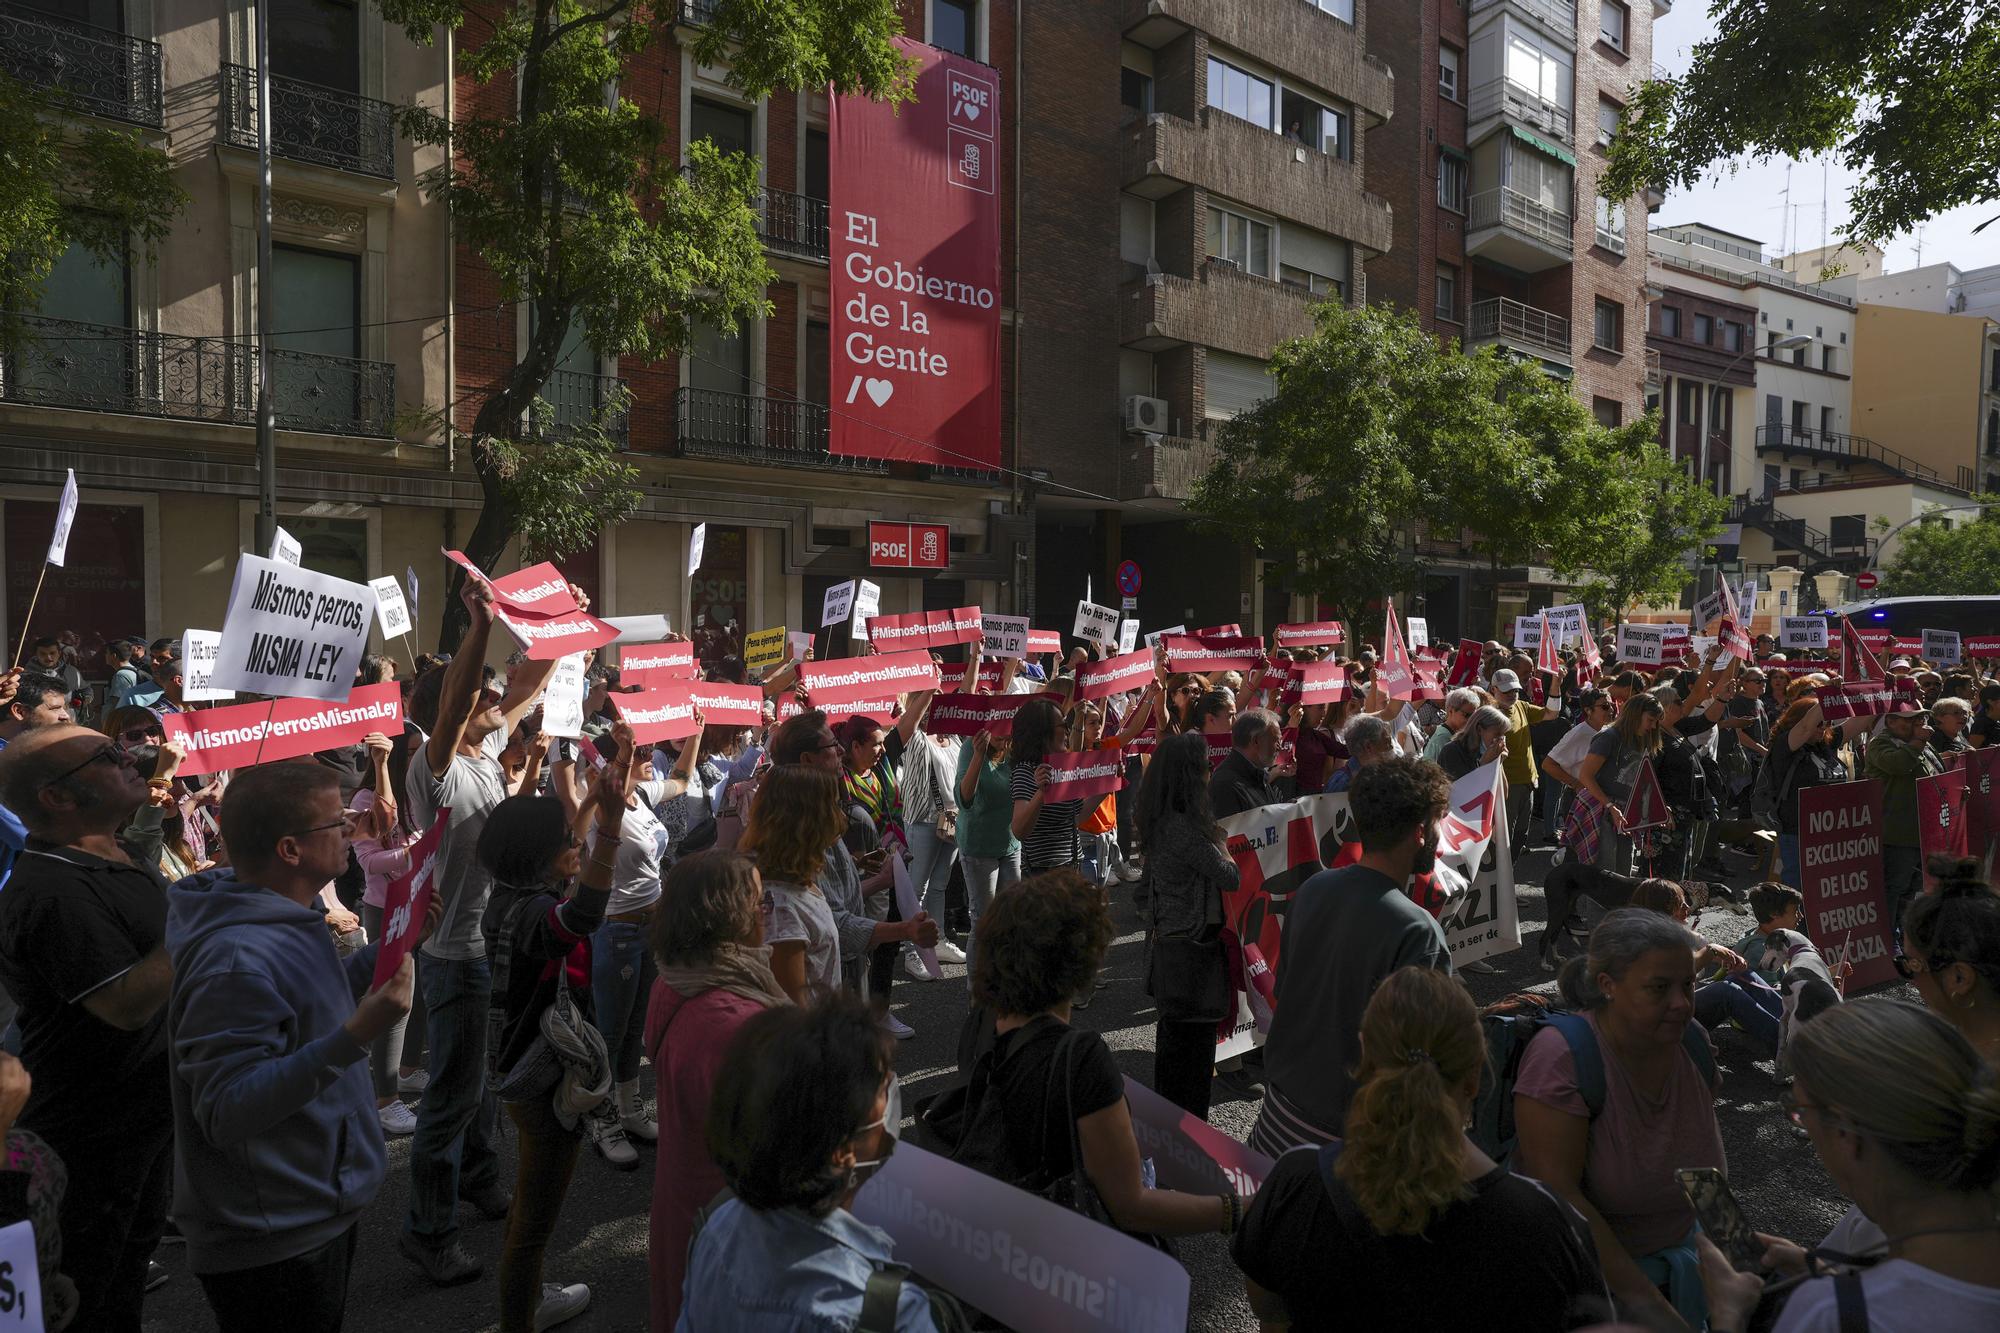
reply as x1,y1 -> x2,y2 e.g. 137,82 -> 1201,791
1696,999 -> 2000,1333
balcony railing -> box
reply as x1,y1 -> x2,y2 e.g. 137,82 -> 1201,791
0,313 -> 395,437
677,0 -> 722,25
1753,423 -> 1942,486
529,369 -> 629,449
1467,187 -> 1573,253
0,3 -> 162,127
1596,225 -> 1628,255
1466,78 -> 1573,143
673,386 -> 888,473
757,187 -> 829,262
221,64 -> 397,179
1468,0 -> 1577,41
1466,297 -> 1571,360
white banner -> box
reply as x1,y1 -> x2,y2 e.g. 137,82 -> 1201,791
689,522 -> 707,574
210,554 -> 379,702
606,614 -> 673,645
46,467 -> 78,567
1923,628 -> 1962,667
369,575 -> 412,640
788,631 -> 814,662
1437,762 -> 1520,965
980,613 -> 1028,660
1406,616 -> 1428,648
181,627 -> 234,703
1544,603 -> 1587,649
540,653 -> 588,738
1617,623 -> 1667,666
1073,599 -> 1120,648
1512,615 -> 1543,650
821,580 -> 857,628
853,1144 -> 1190,1333
270,525 -> 303,567
1781,616 -> 1829,650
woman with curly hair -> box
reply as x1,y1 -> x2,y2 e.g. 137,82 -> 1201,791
958,869 -> 1240,1238
741,766 -> 849,1005
1234,967 -> 1608,1329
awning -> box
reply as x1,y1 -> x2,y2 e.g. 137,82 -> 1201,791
1509,124 -> 1576,168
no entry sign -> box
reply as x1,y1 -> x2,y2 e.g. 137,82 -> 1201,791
1855,571 -> 1879,591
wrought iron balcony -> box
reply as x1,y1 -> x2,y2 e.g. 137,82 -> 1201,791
1752,423 -> 1941,486
1466,297 -> 1572,364
1468,0 -> 1577,41
221,63 -> 397,179
1466,78 -> 1573,144
674,386 -> 888,473
758,187 -> 829,262
0,312 -> 394,437
529,369 -> 629,449
0,3 -> 162,127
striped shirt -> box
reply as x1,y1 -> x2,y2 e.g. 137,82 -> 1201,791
1010,761 -> 1081,871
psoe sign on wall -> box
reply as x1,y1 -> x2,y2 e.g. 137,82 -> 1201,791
869,521 -> 950,570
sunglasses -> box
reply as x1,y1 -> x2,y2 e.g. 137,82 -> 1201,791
120,725 -> 165,745
287,810 -> 363,840
47,742 -> 130,787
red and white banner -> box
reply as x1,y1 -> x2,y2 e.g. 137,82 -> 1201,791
1841,616 -> 1887,681
613,685 -> 701,745
1820,677 -> 1921,721
1445,639 -> 1483,688
1193,624 -> 1243,638
1376,608 -> 1417,700
494,602 -> 620,660
373,811 -> 447,988
163,682 -> 403,778
621,640 -> 697,681
443,551 -> 578,616
1123,1076 -> 1273,1199
1917,767 -> 1970,890
864,605 -> 984,651
1796,780 -> 1897,989
1535,612 -> 1561,677
1163,635 -> 1261,674
1026,628 -> 1062,656
830,38 -> 1001,468
1042,749 -> 1125,802
1284,661 -> 1347,705
1074,649 -> 1153,700
774,693 -> 902,726
801,650 -> 939,707
685,682 -> 765,729
867,521 -> 950,570
1963,635 -> 2000,656
1274,621 -> 1343,649
924,692 -> 1021,737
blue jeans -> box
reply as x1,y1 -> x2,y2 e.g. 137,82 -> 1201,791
1779,832 -> 1801,887
904,821 -> 959,922
405,952 -> 501,1248
959,850 -> 1020,975
591,918 -> 654,1084
1695,975 -> 1783,1053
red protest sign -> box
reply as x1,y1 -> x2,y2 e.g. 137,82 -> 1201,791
1042,749 -> 1125,802
1412,665 -> 1445,703
1287,662 -> 1347,705
443,550 -> 578,616
621,641 -> 696,680
1026,629 -> 1062,655
494,602 -> 620,660
924,692 -> 1021,737
1074,649 -> 1154,700
685,682 -> 764,729
1445,639 -> 1483,689
1840,616 -> 1886,682
1820,677 -> 1921,722
1375,609 -> 1417,701
800,650 -> 938,707
1621,759 -> 1671,832
1273,621 -> 1343,649
163,683 -> 403,778
613,684 -> 701,744
1164,635 -> 1261,674
373,811 -> 448,988
1796,780 -> 1897,989
1193,624 -> 1243,638
1964,745 -> 2000,870
1917,767 -> 1970,889
1535,612 -> 1561,677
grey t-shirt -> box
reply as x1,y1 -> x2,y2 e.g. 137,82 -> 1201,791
411,728 -> 510,961
1586,728 -> 1647,805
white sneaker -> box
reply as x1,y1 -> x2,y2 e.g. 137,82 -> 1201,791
933,939 -> 968,965
533,1281 -> 591,1331
588,1108 -> 639,1170
397,1069 -> 430,1096
377,1100 -> 418,1136
881,1012 -> 916,1040
1114,862 -> 1143,883
902,949 -> 937,982
616,1080 -> 658,1143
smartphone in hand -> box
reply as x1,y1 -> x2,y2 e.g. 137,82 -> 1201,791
1678,1167 -> 1765,1272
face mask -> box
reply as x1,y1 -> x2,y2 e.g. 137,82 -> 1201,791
846,1073 -> 902,1183
1411,827 -> 1438,876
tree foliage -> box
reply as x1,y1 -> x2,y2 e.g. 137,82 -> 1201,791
1574,437 -> 1727,622
375,0 -> 913,648
1189,302 -> 1719,632
1604,0 -> 2000,243
1880,500 -> 2000,597
0,73 -> 187,318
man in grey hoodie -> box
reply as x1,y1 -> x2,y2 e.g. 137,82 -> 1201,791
166,761 -> 430,1331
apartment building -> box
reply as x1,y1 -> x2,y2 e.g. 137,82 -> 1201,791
1016,0 -> 1400,633
1361,0 -> 1666,636
1850,303 -> 2000,496
0,0 -> 453,656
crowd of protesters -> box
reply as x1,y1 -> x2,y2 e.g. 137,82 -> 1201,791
0,588 -> 1997,1333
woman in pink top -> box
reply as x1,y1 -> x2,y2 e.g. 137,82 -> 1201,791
645,849 -> 791,1332
1515,908 -> 1724,1332
353,728 -> 428,1135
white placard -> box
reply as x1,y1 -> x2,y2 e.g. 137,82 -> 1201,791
1073,599 -> 1120,648
980,613 -> 1029,660
1406,616 -> 1429,648
852,580 -> 881,629
46,468 -> 78,567
1693,581 -> 1726,632
821,580 -> 857,629
406,564 -> 419,626
540,653 -> 588,738
1117,619 -> 1141,654
605,614 -> 673,645
891,853 -> 941,979
370,575 -> 412,640
1923,628 -> 1962,666
1780,616 -> 1828,650
1617,623 -> 1667,666
210,554 -> 380,702
1512,615 -> 1543,650
788,631 -> 815,662
0,1221 -> 46,1331
689,522 -> 707,574
270,525 -> 303,566
1143,623 -> 1187,650
181,628 -> 234,703
1544,603 -> 1587,648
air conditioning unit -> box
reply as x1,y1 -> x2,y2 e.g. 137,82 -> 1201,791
1123,395 -> 1168,433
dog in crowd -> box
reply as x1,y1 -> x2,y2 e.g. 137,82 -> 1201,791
1538,861 -> 1747,969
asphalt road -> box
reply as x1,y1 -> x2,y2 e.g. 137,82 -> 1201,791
140,844 -> 1881,1332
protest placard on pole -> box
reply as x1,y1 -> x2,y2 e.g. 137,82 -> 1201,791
1535,612 -> 1560,677
1142,624 -> 1187,650
209,555 -> 380,702
1376,607 -> 1417,700
1797,780 -> 1897,989
821,580 -> 857,629
689,522 -> 706,574
1512,615 -> 1543,651
406,565 -> 419,627
743,626 -> 789,673
10,469 -> 79,669
980,613 -> 1029,660
369,576 -> 413,667
1544,603 -> 1587,649
181,628 -> 234,703
1922,628 -> 1962,667
1406,616 -> 1429,648
270,525 -> 303,566
1117,619 -> 1140,654
374,812 -> 448,988
540,654 -> 588,738
850,580 -> 881,642
1072,599 -> 1120,648
1780,616 -> 1828,651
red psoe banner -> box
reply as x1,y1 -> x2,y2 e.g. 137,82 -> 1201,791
830,39 -> 1001,467
1074,649 -> 1154,700
1796,779 -> 1898,990
1042,750 -> 1125,803
163,683 -> 404,777
373,811 -> 448,988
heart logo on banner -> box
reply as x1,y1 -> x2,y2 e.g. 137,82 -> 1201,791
962,101 -> 981,120
865,378 -> 894,406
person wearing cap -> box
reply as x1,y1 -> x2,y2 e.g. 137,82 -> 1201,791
1487,668 -> 1556,858
1865,696 -> 1944,933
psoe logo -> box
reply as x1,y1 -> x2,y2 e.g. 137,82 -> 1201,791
946,70 -> 995,133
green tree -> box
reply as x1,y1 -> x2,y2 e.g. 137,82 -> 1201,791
1604,0 -> 2000,243
1879,500 -> 2000,596
376,0 -> 912,648
0,73 -> 187,319
1576,439 -> 1728,622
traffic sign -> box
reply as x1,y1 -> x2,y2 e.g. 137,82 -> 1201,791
1116,560 -> 1142,597
1856,571 -> 1879,592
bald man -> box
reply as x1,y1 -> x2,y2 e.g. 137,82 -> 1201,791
0,725 -> 175,1333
